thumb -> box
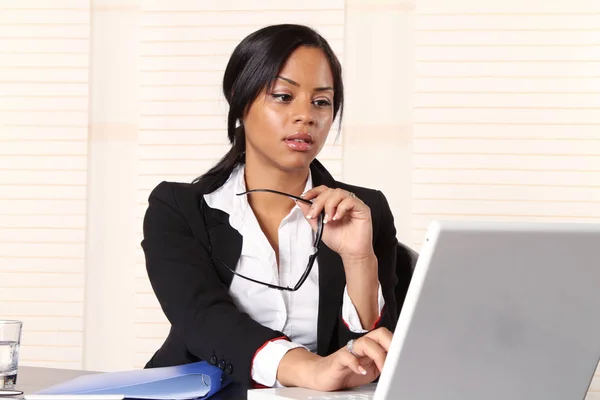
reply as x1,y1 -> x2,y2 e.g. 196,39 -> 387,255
296,200 -> 319,232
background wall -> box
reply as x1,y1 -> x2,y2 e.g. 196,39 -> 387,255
0,0 -> 598,395
410,0 -> 600,251
0,0 -> 90,369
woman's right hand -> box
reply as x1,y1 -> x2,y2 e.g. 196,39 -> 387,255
277,327 -> 393,391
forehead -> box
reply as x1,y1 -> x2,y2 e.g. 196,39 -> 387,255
278,46 -> 334,85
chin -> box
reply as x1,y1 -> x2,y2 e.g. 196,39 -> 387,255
275,154 -> 315,173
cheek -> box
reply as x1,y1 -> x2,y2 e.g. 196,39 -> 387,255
262,106 -> 289,130
244,104 -> 287,142
316,111 -> 334,130
248,105 -> 288,140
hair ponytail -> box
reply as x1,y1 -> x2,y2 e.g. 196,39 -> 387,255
192,123 -> 246,192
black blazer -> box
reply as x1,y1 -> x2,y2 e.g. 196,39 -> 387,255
141,159 -> 416,387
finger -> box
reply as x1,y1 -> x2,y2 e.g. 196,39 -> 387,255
334,350 -> 368,376
366,327 -> 393,352
352,337 -> 387,373
306,188 -> 333,220
295,200 -> 319,231
322,189 -> 348,224
331,197 -> 357,221
355,338 -> 387,373
301,185 -> 329,201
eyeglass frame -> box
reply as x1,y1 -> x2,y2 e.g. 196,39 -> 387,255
201,188 -> 324,292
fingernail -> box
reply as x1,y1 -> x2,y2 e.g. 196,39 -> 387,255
323,213 -> 329,224
332,213 -> 338,221
358,366 -> 367,375
306,213 -> 313,219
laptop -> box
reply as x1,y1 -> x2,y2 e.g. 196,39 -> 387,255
248,220 -> 600,400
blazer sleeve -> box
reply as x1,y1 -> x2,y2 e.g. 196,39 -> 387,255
336,189 -> 412,346
141,181 -> 287,387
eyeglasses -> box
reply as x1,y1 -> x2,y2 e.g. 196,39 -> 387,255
202,188 -> 324,292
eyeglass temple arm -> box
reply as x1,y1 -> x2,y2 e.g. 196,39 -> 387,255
292,252 -> 318,291
239,188 -> 324,243
236,189 -> 313,206
213,254 -> 296,292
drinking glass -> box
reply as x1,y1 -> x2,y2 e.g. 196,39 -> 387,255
0,320 -> 22,389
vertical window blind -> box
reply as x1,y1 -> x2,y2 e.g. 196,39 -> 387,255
0,0 -> 90,369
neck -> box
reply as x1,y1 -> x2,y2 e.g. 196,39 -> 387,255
243,155 -> 310,216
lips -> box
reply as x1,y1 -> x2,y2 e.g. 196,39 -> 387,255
284,132 -> 313,144
284,132 -> 313,152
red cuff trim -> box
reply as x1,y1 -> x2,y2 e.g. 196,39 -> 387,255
341,316 -> 350,330
370,305 -> 386,330
250,336 -> 289,389
252,382 -> 269,389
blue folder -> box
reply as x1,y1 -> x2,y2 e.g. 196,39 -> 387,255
27,361 -> 230,400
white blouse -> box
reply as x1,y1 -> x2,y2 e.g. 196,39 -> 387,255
204,165 -> 384,387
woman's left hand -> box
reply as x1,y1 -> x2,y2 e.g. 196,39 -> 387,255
297,185 -> 374,261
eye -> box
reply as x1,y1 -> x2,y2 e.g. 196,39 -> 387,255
271,93 -> 293,102
313,99 -> 332,108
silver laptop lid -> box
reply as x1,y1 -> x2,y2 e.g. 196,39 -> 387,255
376,221 -> 600,400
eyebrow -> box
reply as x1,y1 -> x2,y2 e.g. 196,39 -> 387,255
277,76 -> 334,92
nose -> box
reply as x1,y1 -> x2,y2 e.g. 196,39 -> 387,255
293,99 -> 315,126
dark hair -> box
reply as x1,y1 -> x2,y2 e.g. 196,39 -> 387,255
193,24 -> 344,192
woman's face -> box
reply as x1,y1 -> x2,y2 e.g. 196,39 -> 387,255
242,46 -> 335,173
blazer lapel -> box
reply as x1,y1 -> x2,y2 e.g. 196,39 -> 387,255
310,160 -> 347,355
201,199 -> 243,287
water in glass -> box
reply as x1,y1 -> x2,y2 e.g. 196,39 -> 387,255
0,340 -> 19,388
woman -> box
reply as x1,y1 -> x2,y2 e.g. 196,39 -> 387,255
141,24 -> 415,391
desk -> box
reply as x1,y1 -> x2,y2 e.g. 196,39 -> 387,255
12,366 -> 599,400
14,366 -> 248,400
13,366 -> 97,398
